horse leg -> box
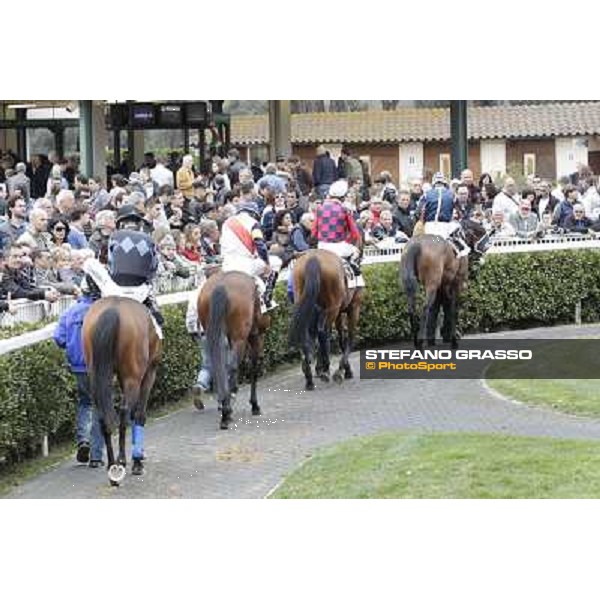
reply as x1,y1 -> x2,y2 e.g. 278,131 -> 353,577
101,419 -> 115,469
344,295 -> 362,379
417,287 -> 438,349
220,343 -> 235,430
426,290 -> 443,346
406,286 -> 419,347
101,418 -> 126,487
446,286 -> 459,349
333,312 -> 346,384
248,334 -> 262,416
302,333 -> 315,391
316,319 -> 331,383
130,363 -> 158,477
118,379 -> 139,468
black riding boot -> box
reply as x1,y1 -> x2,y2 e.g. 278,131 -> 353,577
347,256 -> 362,277
144,295 -> 164,326
263,271 -> 279,309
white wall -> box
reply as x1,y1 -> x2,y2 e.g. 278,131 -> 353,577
480,139 -> 506,179
555,137 -> 589,179
398,142 -> 424,185
91,101 -> 108,178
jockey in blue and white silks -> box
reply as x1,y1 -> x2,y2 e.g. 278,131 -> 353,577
418,172 -> 469,257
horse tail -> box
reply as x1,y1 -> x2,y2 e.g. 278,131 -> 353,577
289,255 -> 321,348
401,242 -> 421,313
89,307 -> 120,432
206,284 -> 230,399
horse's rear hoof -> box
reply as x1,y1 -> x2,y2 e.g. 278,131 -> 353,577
306,382 -> 315,391
252,406 -> 261,416
193,397 -> 205,411
332,371 -> 343,385
344,369 -> 354,380
319,373 -> 330,383
220,420 -> 229,430
108,464 -> 126,486
132,460 -> 144,476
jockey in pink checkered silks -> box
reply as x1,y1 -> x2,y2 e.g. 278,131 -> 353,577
312,179 -> 363,279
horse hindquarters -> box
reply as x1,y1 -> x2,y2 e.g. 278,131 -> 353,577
290,256 -> 322,391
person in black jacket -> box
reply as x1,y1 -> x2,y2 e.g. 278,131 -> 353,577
312,145 -> 337,199
392,191 -> 415,237
564,204 -> 594,233
0,243 -> 59,302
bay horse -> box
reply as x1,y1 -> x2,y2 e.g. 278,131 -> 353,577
82,297 -> 162,486
198,271 -> 270,430
400,220 -> 491,349
289,249 -> 364,391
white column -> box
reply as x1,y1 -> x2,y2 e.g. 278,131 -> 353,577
91,101 -> 108,178
398,142 -> 424,185
480,139 -> 506,179
555,137 -> 588,180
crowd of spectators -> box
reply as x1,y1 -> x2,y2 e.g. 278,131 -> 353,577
1,144 -> 600,317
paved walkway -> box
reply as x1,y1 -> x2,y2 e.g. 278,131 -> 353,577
7,324 -> 600,499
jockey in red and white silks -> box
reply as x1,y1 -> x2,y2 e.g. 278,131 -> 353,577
220,201 -> 281,309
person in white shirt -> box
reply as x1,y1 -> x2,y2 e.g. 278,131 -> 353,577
150,157 -> 174,190
580,176 -> 600,220
492,177 -> 520,221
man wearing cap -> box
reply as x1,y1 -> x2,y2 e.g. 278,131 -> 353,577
312,179 -> 363,279
418,172 -> 469,257
84,204 -> 163,328
220,180 -> 282,312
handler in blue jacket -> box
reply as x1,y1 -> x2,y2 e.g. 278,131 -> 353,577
53,281 -> 104,467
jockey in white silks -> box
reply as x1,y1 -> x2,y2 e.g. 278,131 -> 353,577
312,179 -> 364,287
220,201 -> 282,309
419,172 -> 470,258
186,201 -> 281,397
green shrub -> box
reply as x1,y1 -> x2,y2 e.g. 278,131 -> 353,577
1,249 -> 598,466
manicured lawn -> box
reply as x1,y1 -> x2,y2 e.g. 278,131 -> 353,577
485,338 -> 600,418
488,379 -> 600,418
270,431 -> 600,499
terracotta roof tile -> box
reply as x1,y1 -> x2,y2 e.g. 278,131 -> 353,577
231,102 -> 600,145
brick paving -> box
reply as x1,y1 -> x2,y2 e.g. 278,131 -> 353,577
7,324 -> 600,499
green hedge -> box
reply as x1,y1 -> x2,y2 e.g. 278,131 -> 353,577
1,249 -> 599,466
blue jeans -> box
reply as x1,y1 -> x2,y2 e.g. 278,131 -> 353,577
75,373 -> 104,462
195,336 -> 212,391
287,273 -> 295,304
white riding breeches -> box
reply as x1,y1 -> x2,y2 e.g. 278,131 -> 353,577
317,241 -> 360,260
424,221 -> 459,239
220,254 -> 282,307
221,254 -> 282,277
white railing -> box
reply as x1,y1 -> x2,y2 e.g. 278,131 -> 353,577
3,235 -> 600,329
0,273 -> 203,328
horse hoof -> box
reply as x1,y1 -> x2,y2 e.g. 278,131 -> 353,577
131,461 -> 144,476
220,420 -> 229,430
332,371 -> 343,385
193,397 -> 205,411
306,382 -> 315,391
108,464 -> 126,486
252,406 -> 261,416
344,370 -> 354,380
319,373 -> 330,383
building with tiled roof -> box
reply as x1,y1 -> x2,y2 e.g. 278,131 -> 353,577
231,102 -> 600,183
